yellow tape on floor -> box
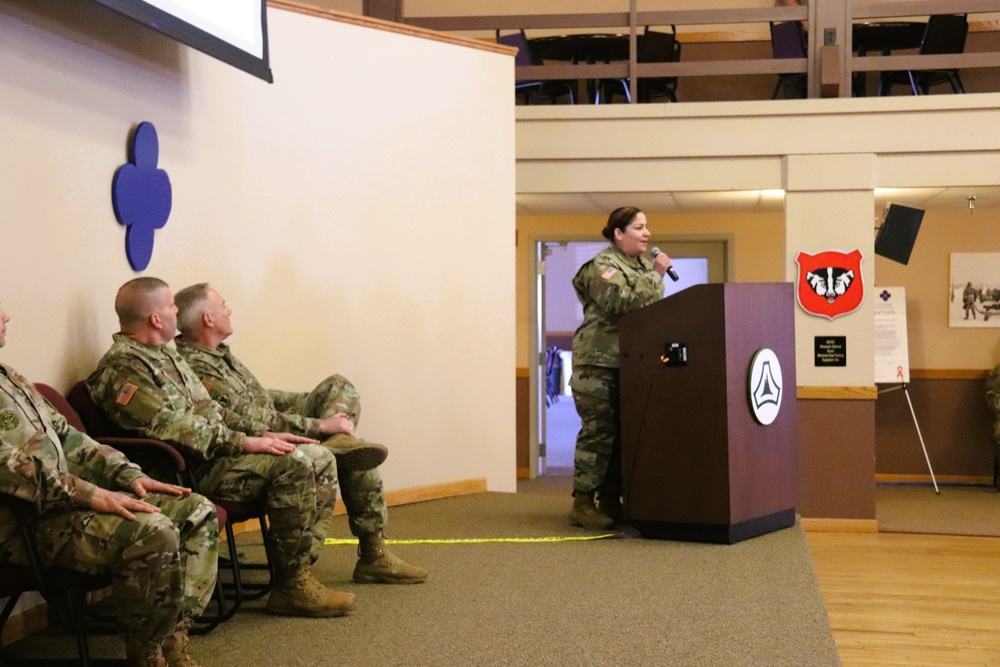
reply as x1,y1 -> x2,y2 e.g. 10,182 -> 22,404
324,534 -> 616,545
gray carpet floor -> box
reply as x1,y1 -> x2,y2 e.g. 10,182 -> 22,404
876,483 -> 1000,536
203,477 -> 837,666
8,475 -> 839,666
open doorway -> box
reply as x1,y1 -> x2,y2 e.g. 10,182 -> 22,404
536,239 -> 728,477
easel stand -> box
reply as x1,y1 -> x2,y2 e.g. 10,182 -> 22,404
879,383 -> 940,494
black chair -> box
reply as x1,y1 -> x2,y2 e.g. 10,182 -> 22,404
770,20 -> 808,99
878,14 -> 968,96
603,26 -> 681,103
496,30 -> 575,105
63,382 -> 269,626
0,496 -> 124,667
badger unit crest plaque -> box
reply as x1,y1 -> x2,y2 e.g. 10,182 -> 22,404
795,249 -> 864,320
748,348 -> 782,426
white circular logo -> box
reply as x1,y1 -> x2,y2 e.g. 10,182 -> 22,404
748,348 -> 782,426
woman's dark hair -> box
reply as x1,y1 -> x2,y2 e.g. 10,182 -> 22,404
601,207 -> 642,241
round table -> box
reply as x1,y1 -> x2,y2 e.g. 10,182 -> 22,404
528,34 -> 630,64
852,22 -> 926,56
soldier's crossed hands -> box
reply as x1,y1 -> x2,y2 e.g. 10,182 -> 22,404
319,413 -> 354,437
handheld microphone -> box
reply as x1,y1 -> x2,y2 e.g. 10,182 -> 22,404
651,247 -> 679,282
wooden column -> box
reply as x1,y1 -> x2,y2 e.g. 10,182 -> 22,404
811,0 -> 854,97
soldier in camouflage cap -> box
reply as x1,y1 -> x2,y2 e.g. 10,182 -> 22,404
86,277 -> 355,619
0,302 -> 217,667
173,283 -> 426,584
568,207 -> 673,530
986,362 -> 1000,487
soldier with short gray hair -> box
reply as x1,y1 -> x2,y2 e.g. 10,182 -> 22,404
173,282 -> 426,584
0,301 -> 217,667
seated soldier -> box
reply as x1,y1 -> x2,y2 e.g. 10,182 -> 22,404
173,283 -> 426,584
987,362 -> 1000,485
86,277 -> 357,618
0,301 -> 217,667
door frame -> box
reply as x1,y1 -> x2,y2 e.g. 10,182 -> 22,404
528,234 -> 733,479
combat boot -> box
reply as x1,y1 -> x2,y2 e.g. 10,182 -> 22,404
568,492 -> 615,530
161,617 -> 199,667
125,642 -> 167,667
321,433 -> 388,471
265,566 -> 355,617
353,530 -> 428,584
598,491 -> 624,524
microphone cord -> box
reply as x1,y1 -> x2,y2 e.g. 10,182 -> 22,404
622,360 -> 661,524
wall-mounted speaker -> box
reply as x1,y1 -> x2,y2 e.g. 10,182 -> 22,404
875,204 -> 925,265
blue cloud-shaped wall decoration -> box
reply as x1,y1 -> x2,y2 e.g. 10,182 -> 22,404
112,122 -> 172,271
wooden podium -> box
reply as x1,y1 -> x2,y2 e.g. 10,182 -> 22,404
619,283 -> 798,544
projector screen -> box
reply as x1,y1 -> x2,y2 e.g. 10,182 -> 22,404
93,0 -> 272,82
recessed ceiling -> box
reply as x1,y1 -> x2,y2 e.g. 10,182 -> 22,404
516,187 -> 1000,215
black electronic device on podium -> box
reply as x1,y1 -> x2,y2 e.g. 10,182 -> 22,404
619,283 -> 799,544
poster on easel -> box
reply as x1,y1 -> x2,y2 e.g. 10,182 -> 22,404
874,286 -> 910,384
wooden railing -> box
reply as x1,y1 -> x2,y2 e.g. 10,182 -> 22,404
404,0 -> 1000,101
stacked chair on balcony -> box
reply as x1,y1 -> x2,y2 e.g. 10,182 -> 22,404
496,29 -> 575,104
878,14 -> 968,96
603,26 -> 682,103
770,20 -> 808,99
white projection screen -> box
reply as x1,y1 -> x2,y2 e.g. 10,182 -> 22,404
93,0 -> 272,82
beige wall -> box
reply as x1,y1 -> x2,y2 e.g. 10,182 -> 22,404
0,2 -> 516,493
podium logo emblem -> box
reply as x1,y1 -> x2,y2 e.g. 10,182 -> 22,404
795,249 -> 864,320
748,348 -> 782,426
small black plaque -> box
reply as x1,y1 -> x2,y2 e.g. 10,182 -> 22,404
814,336 -> 847,366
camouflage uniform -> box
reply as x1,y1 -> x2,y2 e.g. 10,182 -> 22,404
0,362 -> 217,647
86,334 -> 338,571
986,364 -> 1000,455
570,244 -> 664,496
175,339 -> 387,537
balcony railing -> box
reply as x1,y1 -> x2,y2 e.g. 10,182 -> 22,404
404,0 -> 1000,101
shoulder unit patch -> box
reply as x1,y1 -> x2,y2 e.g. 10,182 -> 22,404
0,409 -> 20,431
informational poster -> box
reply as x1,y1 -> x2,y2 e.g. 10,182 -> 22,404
874,286 -> 910,384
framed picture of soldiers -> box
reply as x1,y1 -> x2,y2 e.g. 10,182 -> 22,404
949,253 -> 1000,328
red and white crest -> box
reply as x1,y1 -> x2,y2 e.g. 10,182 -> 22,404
795,249 -> 864,320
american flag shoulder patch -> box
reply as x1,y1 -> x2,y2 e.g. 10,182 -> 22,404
600,267 -> 618,281
116,383 -> 139,406
202,380 -> 214,393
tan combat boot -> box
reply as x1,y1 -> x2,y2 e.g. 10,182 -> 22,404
320,433 -> 388,471
265,566 -> 355,617
568,492 -> 615,530
125,642 -> 167,667
353,530 -> 428,584
598,491 -> 624,524
161,617 -> 199,667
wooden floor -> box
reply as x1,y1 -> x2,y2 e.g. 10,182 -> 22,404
806,530 -> 1000,666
